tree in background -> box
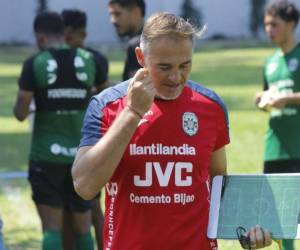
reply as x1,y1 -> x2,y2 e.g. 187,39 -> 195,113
250,0 -> 267,38
36,0 -> 48,14
180,0 -> 202,27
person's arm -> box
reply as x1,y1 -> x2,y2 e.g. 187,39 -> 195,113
14,57 -> 35,121
72,68 -> 155,200
14,90 -> 34,121
269,92 -> 300,109
72,108 -> 141,200
255,70 -> 269,110
209,146 -> 227,178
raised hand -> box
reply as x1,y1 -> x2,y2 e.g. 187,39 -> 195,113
127,68 -> 156,117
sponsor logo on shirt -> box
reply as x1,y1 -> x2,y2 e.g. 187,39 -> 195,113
106,182 -> 118,197
272,79 -> 294,88
129,192 -> 195,205
129,143 -> 196,156
137,118 -> 148,127
288,58 -> 299,72
271,107 -> 298,117
50,143 -> 77,157
137,110 -> 153,127
46,59 -> 57,85
48,88 -> 87,99
130,161 -> 197,205
182,112 -> 198,136
134,161 -> 193,187
105,182 -> 117,250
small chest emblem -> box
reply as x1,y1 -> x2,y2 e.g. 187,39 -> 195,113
182,112 -> 198,136
288,58 -> 299,72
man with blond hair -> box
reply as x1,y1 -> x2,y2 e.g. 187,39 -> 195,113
73,12 -> 272,249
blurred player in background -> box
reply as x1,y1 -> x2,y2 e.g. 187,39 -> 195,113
108,0 -> 145,80
62,9 -> 108,250
255,1 -> 300,249
62,9 -> 109,94
13,11 -> 103,250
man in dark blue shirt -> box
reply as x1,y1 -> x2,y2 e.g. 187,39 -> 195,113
108,0 -> 145,80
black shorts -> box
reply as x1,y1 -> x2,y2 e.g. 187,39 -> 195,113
264,159 -> 300,174
28,161 -> 93,212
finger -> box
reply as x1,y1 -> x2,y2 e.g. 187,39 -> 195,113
254,225 -> 264,248
141,83 -> 156,99
128,68 -> 147,87
263,230 -> 272,246
241,232 -> 250,249
132,68 -> 149,82
128,72 -> 150,94
249,227 -> 257,249
129,71 -> 152,93
136,72 -> 155,93
268,100 -> 275,107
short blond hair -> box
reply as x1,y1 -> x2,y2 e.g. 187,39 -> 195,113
140,12 -> 204,52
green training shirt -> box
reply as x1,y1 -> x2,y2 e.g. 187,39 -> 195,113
263,44 -> 300,161
19,45 -> 97,164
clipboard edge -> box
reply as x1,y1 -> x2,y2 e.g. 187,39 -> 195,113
207,175 -> 223,239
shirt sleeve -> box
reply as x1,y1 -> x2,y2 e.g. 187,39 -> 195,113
18,56 -> 35,91
122,41 -> 141,81
93,51 -> 109,85
214,104 -> 230,150
79,97 -> 106,147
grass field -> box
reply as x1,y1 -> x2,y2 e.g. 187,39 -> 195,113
0,44 -> 295,249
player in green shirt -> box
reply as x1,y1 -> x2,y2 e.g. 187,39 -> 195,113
14,12 -> 97,250
256,2 -> 300,250
61,9 -> 107,250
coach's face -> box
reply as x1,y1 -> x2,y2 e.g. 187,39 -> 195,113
264,14 -> 294,46
136,36 -> 193,100
108,3 -> 139,37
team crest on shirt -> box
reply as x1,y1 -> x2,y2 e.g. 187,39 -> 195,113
288,58 -> 299,72
182,112 -> 198,136
106,182 -> 118,196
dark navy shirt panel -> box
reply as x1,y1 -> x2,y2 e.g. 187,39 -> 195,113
79,81 -> 129,147
187,80 -> 229,130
